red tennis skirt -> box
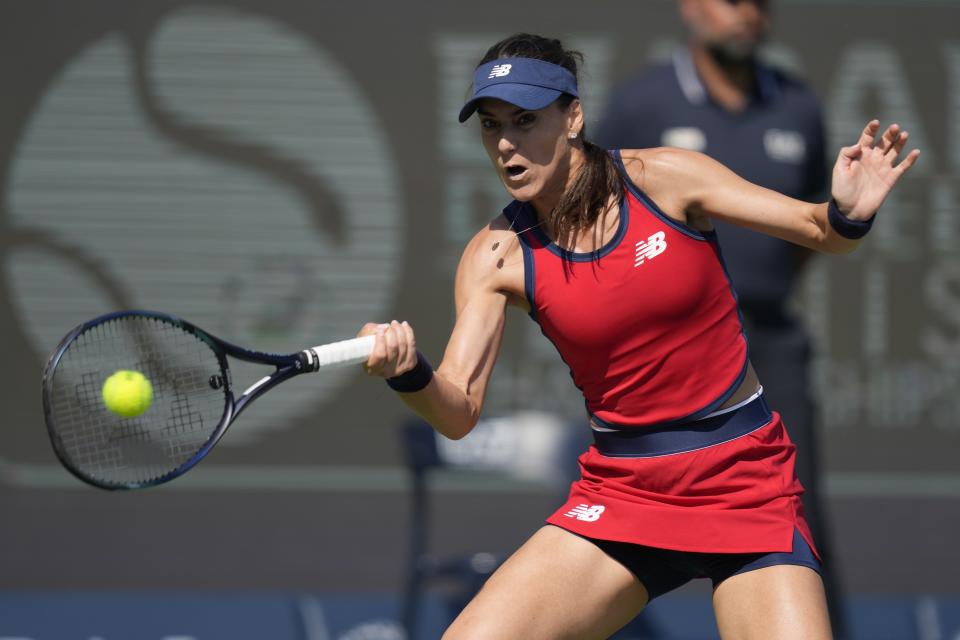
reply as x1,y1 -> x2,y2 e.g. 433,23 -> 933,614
547,407 -> 819,560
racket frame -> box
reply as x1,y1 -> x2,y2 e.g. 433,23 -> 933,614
41,309 -> 334,490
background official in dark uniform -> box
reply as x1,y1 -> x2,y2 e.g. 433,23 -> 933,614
595,0 -> 845,636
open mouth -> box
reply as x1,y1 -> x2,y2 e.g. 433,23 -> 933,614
505,164 -> 527,179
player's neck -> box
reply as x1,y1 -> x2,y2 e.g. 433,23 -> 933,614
689,43 -> 756,113
529,146 -> 587,222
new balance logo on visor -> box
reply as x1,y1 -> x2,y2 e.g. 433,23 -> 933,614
488,64 -> 512,78
563,504 -> 605,522
635,231 -> 667,267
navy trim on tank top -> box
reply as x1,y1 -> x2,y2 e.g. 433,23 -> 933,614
502,202 -> 539,320
521,236 -> 537,319
701,229 -> 753,411
610,149 -> 711,242
522,197 -> 629,263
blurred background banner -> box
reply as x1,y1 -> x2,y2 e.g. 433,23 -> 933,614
0,0 -> 957,618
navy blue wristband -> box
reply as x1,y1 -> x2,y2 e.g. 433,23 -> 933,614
828,198 -> 875,239
386,351 -> 434,393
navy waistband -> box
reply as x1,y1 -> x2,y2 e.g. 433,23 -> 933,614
592,395 -> 772,458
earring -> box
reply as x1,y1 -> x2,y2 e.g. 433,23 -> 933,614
568,131 -> 578,139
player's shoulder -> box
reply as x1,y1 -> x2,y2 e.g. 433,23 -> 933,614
457,208 -> 525,283
614,147 -> 707,225
617,146 -> 706,184
464,207 -> 518,249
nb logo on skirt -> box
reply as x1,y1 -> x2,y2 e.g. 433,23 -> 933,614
564,504 -> 606,522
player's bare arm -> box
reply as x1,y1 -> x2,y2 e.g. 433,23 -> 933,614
626,120 -> 919,254
360,218 -> 526,440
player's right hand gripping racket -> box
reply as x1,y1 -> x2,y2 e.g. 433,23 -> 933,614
41,310 -> 374,490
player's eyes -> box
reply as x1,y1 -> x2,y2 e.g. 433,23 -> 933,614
480,118 -> 499,130
517,113 -> 536,126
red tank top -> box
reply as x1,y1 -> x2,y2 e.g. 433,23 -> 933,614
507,150 -> 748,428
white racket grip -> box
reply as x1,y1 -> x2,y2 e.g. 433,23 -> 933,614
304,335 -> 375,370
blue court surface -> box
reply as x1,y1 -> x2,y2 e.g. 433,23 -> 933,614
0,591 -> 958,639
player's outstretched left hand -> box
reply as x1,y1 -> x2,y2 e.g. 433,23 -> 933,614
831,120 -> 920,221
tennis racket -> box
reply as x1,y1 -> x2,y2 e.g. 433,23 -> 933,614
41,310 -> 374,490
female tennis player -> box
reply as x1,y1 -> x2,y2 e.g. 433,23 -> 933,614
360,34 -> 918,639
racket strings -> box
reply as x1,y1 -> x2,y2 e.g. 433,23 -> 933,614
48,316 -> 227,487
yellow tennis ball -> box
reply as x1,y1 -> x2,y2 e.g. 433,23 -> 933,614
102,370 -> 153,418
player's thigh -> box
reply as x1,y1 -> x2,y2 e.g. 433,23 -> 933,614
712,564 -> 832,640
443,524 -> 649,640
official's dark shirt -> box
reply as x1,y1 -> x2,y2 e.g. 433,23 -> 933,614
594,49 -> 827,314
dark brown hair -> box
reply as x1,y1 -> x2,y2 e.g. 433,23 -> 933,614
478,33 -> 623,251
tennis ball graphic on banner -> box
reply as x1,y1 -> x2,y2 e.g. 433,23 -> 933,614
102,370 -> 153,418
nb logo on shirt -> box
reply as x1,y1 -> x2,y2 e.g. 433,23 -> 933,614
488,64 -> 512,78
635,231 -> 667,267
563,504 -> 606,522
